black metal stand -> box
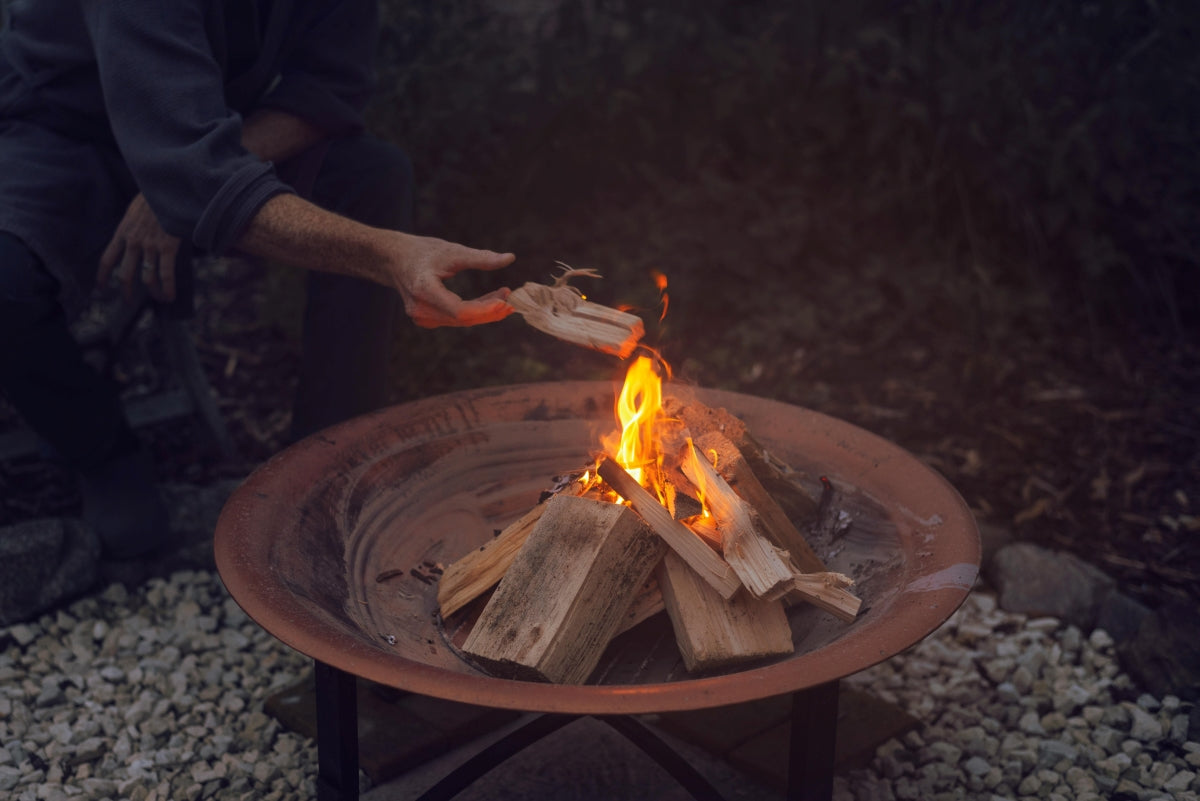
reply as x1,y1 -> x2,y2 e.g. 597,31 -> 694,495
312,659 -> 840,801
315,661 -> 360,801
789,681 -> 840,801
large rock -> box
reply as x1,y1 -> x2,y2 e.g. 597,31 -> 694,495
985,543 -> 1114,629
0,518 -> 100,625
1094,589 -> 1152,644
1118,601 -> 1200,702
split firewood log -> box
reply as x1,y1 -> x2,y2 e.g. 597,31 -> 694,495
507,264 -> 644,358
461,494 -> 666,684
438,472 -> 588,618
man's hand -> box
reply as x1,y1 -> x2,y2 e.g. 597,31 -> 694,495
234,193 -> 515,328
98,193 -> 180,301
389,234 -> 515,328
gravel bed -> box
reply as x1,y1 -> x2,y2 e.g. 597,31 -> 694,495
838,591 -> 1199,801
1,570 -> 1196,801
0,572 -> 315,801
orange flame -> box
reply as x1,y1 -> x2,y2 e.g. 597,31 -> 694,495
604,355 -> 666,487
651,269 -> 669,322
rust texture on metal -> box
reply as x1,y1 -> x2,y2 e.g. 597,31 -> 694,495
214,382 -> 980,715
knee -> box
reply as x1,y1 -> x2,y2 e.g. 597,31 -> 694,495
315,136 -> 414,230
0,232 -> 61,340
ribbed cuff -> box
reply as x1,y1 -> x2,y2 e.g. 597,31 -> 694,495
193,162 -> 294,255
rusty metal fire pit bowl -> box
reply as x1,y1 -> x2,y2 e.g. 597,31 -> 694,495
215,381 -> 979,801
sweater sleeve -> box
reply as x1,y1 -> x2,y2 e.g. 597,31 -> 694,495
258,0 -> 378,136
79,0 -> 293,254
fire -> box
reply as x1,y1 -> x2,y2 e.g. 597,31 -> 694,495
596,271 -> 678,503
604,354 -> 667,488
651,269 -> 669,321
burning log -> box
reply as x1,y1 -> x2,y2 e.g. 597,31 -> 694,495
664,396 -> 819,525
657,552 -> 794,672
507,265 -> 644,358
437,356 -> 862,685
687,432 -> 862,621
461,494 -> 665,684
679,438 -> 794,601
596,457 -> 741,600
437,475 -> 587,618
693,431 -> 825,574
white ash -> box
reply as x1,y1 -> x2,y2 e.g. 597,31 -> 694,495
1,570 -> 1197,801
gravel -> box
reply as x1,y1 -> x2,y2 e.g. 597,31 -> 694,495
0,571 -> 315,801
1,570 -> 1196,801
838,591 -> 1199,801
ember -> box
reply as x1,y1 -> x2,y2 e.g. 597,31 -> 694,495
439,352 -> 862,683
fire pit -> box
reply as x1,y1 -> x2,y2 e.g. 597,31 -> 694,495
215,381 -> 979,801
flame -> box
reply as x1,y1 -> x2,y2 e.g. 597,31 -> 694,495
682,438 -> 713,519
651,269 -> 669,321
605,355 -> 666,488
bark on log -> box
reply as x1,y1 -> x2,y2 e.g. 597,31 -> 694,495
694,431 -> 825,574
461,494 -> 666,684
657,551 -> 794,672
597,458 -> 741,600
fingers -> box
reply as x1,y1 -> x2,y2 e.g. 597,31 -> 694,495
443,249 -> 516,278
156,242 -> 179,302
98,234 -> 123,287
97,193 -> 180,301
406,281 -> 514,329
411,298 -> 513,328
116,247 -> 141,299
393,236 -> 516,327
475,251 -> 516,272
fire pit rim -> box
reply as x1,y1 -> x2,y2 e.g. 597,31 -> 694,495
215,380 -> 980,715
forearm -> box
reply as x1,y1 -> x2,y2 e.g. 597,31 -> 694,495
241,109 -> 326,164
234,193 -> 394,284
233,193 -> 515,328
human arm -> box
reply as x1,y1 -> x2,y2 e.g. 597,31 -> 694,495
99,113 -> 513,326
235,193 -> 514,327
99,108 -> 325,301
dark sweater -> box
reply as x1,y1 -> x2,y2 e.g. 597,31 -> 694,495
0,0 -> 377,294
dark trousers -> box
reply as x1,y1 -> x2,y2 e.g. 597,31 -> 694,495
0,133 -> 410,467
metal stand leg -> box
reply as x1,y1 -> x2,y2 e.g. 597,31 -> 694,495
417,714 -> 574,801
788,680 -> 839,801
417,713 -> 728,801
601,715 -> 727,801
315,660 -> 360,801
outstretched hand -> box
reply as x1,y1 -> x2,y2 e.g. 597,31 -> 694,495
389,234 -> 515,328
98,194 -> 179,302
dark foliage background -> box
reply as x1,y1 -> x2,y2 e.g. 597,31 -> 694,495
2,0 -> 1197,607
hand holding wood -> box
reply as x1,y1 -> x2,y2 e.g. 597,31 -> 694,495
508,264 -> 644,357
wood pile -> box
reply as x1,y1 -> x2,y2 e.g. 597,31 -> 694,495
437,393 -> 861,685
